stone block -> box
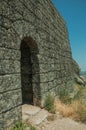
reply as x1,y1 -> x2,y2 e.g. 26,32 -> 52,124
0,60 -> 20,74
0,114 -> 3,130
1,89 -> 22,113
3,106 -> 22,129
0,74 -> 21,92
40,82 -> 49,93
0,48 -> 20,60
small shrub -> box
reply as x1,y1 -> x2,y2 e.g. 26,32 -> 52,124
73,101 -> 86,123
44,94 -> 56,114
10,122 -> 36,130
59,87 -> 72,104
29,125 -> 36,130
10,121 -> 25,130
73,86 -> 83,100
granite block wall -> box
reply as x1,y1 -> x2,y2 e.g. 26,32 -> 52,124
0,0 -> 79,129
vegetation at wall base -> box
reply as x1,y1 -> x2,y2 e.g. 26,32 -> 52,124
44,94 -> 56,114
56,82 -> 86,124
59,87 -> 72,104
10,122 -> 36,130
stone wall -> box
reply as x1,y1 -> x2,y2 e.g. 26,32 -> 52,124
0,0 -> 79,129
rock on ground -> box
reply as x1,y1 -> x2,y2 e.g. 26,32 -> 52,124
22,104 -> 86,130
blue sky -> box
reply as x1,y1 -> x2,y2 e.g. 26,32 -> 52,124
52,0 -> 86,71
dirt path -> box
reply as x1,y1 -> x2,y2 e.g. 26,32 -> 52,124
22,104 -> 86,130
37,118 -> 86,130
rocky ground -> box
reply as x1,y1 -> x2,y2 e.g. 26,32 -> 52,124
22,104 -> 86,130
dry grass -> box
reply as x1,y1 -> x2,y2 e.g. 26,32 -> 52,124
54,82 -> 86,123
55,99 -> 86,123
55,100 -> 75,117
72,101 -> 86,123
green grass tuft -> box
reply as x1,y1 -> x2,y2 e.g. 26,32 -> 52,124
10,122 -> 36,130
44,94 -> 56,114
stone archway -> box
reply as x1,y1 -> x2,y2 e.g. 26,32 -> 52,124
20,36 -> 40,105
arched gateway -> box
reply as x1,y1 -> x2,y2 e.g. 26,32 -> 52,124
0,0 -> 79,129
21,36 -> 41,105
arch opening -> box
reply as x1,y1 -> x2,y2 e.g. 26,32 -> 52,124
20,36 -> 40,105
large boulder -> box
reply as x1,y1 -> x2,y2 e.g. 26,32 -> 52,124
80,76 -> 86,84
74,75 -> 86,86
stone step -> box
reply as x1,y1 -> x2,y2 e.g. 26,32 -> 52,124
29,109 -> 48,125
22,104 -> 41,116
22,114 -> 29,121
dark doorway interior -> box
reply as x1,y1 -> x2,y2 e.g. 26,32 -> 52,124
20,36 -> 40,105
21,39 -> 33,104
